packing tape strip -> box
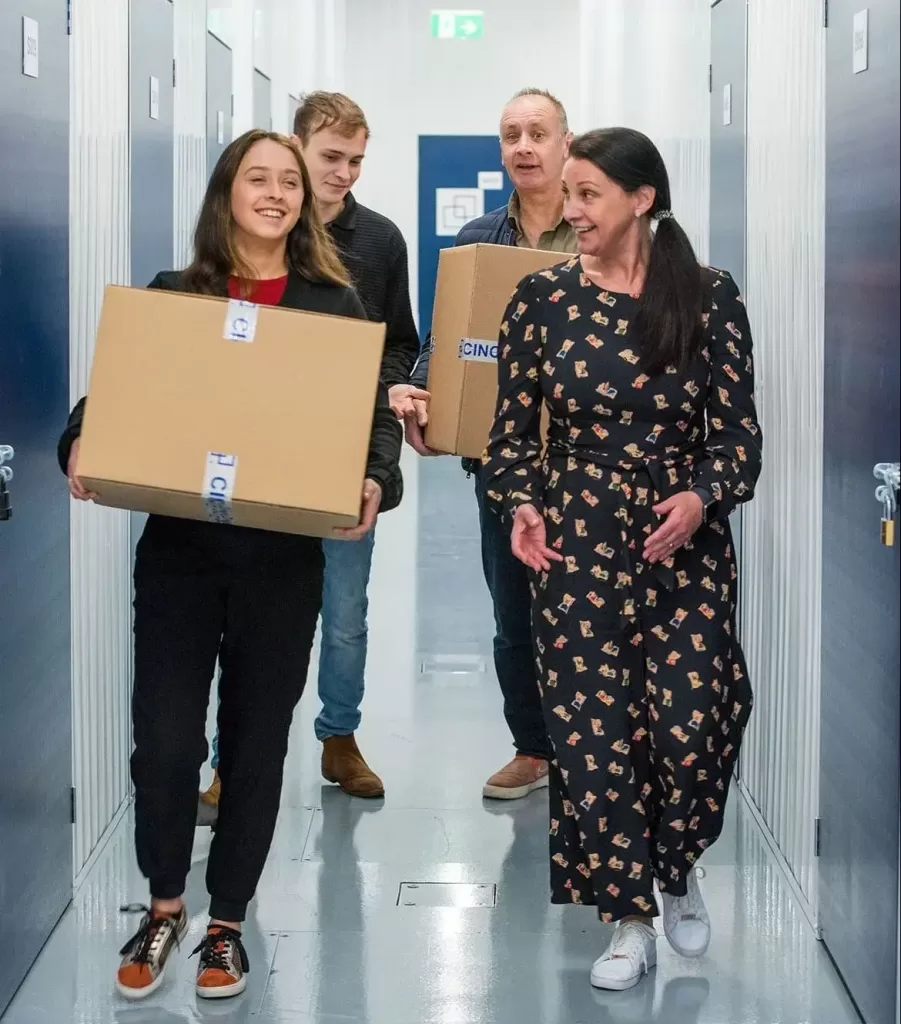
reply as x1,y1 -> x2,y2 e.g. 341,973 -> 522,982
203,452 -> 238,525
223,298 -> 259,342
457,338 -> 498,362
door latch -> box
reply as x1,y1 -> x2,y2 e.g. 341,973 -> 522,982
0,445 -> 14,521
874,462 -> 899,547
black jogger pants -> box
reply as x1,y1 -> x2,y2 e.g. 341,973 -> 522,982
131,514 -> 324,922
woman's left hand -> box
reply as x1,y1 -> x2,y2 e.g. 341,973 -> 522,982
333,478 -> 382,541
643,491 -> 704,565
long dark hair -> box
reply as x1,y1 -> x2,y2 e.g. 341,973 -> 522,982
181,129 -> 350,295
568,128 -> 703,374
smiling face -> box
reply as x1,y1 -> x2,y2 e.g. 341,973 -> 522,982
230,138 -> 304,246
562,157 -> 655,258
500,95 -> 569,195
297,125 -> 367,210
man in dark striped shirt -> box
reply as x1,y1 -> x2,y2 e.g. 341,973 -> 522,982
291,92 -> 424,799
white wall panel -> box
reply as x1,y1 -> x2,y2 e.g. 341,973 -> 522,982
739,0 -> 825,925
345,0 -> 582,326
579,0 -> 711,261
69,0 -> 133,881
174,0 -> 209,266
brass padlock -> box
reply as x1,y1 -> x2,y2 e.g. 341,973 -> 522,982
882,517 -> 895,547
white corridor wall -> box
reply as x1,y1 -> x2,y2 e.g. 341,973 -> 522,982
343,0 -> 582,327
579,0 -> 711,262
738,0 -> 826,927
69,0 -> 133,882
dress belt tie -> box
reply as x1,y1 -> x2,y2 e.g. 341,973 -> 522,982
544,439 -> 703,628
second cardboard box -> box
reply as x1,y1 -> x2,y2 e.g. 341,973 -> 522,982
425,243 -> 571,459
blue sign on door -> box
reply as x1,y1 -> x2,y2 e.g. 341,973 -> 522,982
417,135 -> 513,339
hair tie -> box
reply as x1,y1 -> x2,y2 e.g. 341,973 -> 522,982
655,210 -> 674,221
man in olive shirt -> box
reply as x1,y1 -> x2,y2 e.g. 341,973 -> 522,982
409,89 -> 579,801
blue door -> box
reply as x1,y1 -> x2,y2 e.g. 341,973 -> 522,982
417,135 -> 512,338
0,2 -> 72,1013
819,3 -> 900,1023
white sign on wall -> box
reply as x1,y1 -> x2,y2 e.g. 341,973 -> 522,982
852,9 -> 869,74
435,187 -> 484,237
149,76 -> 160,120
478,170 -> 504,191
723,83 -> 733,126
217,110 -> 225,145
22,17 -> 39,79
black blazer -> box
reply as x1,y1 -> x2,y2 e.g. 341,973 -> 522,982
58,268 -> 403,514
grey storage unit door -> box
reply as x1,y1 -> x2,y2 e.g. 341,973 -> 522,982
129,0 -> 174,552
709,0 -> 747,293
0,2 -> 73,1012
709,0 -> 748,577
207,31 -> 232,177
819,3 -> 901,1024
254,67 -> 272,130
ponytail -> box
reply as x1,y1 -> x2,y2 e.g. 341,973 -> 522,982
568,128 -> 705,375
635,214 -> 703,376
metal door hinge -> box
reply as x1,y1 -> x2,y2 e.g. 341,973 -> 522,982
67,0 -> 72,35
70,787 -> 77,825
172,58 -> 177,89
814,817 -> 821,856
823,0 -> 829,27
708,64 -> 713,93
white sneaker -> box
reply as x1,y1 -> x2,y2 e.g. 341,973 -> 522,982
590,921 -> 658,991
661,867 -> 710,958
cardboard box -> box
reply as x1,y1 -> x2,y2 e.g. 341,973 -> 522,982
425,244 -> 569,459
78,285 -> 386,538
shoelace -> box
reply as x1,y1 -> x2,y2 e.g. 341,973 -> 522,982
190,928 -> 250,975
118,904 -> 181,962
671,867 -> 707,920
606,923 -> 653,964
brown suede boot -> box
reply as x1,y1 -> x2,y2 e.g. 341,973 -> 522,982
321,735 -> 385,798
196,768 -> 220,827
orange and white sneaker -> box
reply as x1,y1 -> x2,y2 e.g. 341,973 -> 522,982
116,903 -> 188,1000
191,926 -> 249,999
482,755 -> 550,800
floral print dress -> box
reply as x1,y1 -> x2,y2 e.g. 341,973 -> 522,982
483,259 -> 762,922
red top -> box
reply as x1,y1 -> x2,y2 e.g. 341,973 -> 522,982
227,275 -> 289,306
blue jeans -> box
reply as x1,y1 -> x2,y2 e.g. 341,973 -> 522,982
210,530 -> 375,769
473,466 -> 551,761
315,531 -> 376,741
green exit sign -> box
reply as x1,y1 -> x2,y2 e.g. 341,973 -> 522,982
430,10 -> 484,40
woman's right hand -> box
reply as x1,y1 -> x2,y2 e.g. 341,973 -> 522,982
511,503 -> 563,572
67,439 -> 97,501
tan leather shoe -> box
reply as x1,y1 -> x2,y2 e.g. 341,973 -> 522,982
322,735 -> 385,799
196,768 -> 220,827
483,756 -> 549,800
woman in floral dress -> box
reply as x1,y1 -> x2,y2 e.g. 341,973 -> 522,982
483,127 -> 761,992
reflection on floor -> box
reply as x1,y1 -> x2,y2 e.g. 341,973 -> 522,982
2,455 -> 862,1024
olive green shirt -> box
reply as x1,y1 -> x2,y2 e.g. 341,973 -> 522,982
508,192 -> 579,253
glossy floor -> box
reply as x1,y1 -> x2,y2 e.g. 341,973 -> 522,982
2,455 -> 862,1024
